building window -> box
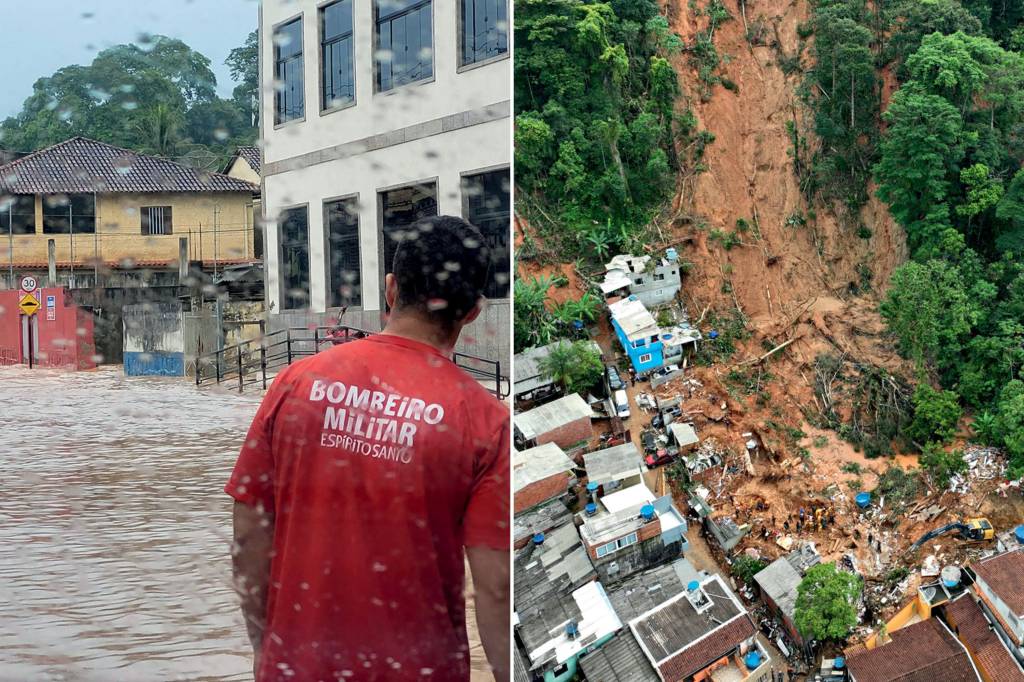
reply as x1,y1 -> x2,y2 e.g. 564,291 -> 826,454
595,532 -> 638,558
654,272 -> 665,281
380,182 -> 438,286
325,197 -> 361,308
42,194 -> 95,234
638,353 -> 652,364
321,0 -> 354,110
635,278 -> 643,285
460,0 -> 507,66
375,0 -> 433,92
274,17 -> 305,124
0,195 -> 35,234
141,206 -> 172,235
279,206 -> 310,310
462,169 -> 510,299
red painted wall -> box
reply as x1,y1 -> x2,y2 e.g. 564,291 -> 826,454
0,288 -> 96,370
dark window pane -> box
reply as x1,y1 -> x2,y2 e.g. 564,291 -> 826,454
42,193 -> 94,234
280,206 -> 310,309
380,183 -> 437,280
325,199 -> 361,308
322,0 -> 352,41
141,206 -> 172,235
461,0 -> 507,66
274,18 -> 304,123
462,169 -> 509,299
0,195 -> 36,235
376,1 -> 433,91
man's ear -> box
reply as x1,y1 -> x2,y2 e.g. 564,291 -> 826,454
384,273 -> 398,309
462,298 -> 485,325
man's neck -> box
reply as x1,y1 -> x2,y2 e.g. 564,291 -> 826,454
379,312 -> 459,354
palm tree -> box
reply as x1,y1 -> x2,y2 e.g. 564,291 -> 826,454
538,341 -> 575,391
134,103 -> 182,157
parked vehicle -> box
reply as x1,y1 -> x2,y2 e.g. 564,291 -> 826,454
645,449 -> 676,469
613,389 -> 630,419
653,364 -> 681,378
641,430 -> 657,453
606,365 -> 626,392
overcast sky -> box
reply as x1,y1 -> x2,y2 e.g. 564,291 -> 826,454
0,0 -> 258,119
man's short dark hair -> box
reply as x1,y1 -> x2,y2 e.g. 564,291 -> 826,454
391,215 -> 490,325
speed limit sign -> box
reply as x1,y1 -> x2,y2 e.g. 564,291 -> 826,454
19,276 -> 38,294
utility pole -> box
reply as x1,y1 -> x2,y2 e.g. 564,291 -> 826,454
213,204 -> 220,277
7,201 -> 13,289
68,201 -> 75,289
47,240 -> 56,286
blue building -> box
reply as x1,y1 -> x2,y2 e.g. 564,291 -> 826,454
608,296 -> 701,374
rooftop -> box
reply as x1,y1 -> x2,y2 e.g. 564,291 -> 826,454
609,296 -> 659,341
515,393 -> 592,442
515,522 -> 595,613
227,145 -> 261,174
670,422 -> 700,449
601,483 -> 656,515
519,580 -> 622,671
514,340 -> 604,397
578,630 -> 660,682
846,618 -> 980,682
754,556 -> 802,622
629,574 -> 755,678
514,443 -> 575,493
514,499 -> 573,546
0,137 -> 259,194
972,547 -> 1024,616
607,559 -> 703,622
580,499 -> 655,547
584,443 -> 643,487
944,596 -> 1024,682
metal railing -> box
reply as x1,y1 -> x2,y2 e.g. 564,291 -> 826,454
195,325 -> 506,398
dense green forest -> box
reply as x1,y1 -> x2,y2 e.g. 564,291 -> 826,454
0,31 -> 258,170
515,0 -> 1024,477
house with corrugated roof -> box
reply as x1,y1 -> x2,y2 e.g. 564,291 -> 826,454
0,137 -> 260,287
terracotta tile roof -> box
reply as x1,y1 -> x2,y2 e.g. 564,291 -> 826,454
973,549 -> 1024,616
945,597 -> 1024,682
235,146 -> 261,173
0,137 -> 259,194
846,618 -> 979,682
656,615 -> 756,681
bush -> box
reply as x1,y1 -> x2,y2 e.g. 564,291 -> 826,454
919,442 -> 967,488
731,555 -> 768,586
907,383 -> 961,446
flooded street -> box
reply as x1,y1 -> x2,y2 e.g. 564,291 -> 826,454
0,366 -> 262,681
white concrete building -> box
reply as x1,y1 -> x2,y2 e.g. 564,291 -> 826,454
258,0 -> 510,364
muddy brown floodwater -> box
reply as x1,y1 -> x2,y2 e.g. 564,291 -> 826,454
0,366 -> 262,682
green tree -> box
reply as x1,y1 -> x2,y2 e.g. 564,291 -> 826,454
873,86 -> 965,255
538,340 -> 604,394
907,383 -> 962,445
919,442 -> 967,487
513,275 -> 557,353
880,260 -> 979,374
996,380 -> 1024,477
794,563 -> 862,642
226,30 -> 259,127
730,555 -> 767,586
133,103 -> 183,157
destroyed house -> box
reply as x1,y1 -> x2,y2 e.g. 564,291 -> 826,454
514,341 -> 603,406
627,574 -> 771,682
754,554 -> 806,645
845,617 -> 981,682
579,488 -> 688,584
515,522 -> 595,613
968,547 -> 1024,649
515,394 -> 593,450
609,296 -> 700,375
516,580 -> 621,682
584,443 -> 644,492
514,443 -> 575,514
600,251 -> 682,308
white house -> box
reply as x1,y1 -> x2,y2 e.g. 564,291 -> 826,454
259,0 -> 510,364
600,249 -> 683,308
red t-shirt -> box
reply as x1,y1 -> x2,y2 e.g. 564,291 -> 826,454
225,334 -> 509,682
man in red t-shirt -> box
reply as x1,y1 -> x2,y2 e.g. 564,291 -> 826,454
226,216 -> 510,681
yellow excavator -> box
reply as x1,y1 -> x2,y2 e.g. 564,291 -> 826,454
911,518 -> 994,550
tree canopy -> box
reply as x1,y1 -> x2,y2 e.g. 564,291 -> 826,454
794,563 -> 862,642
0,34 -> 257,169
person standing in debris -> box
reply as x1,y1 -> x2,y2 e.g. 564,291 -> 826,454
226,216 -> 510,682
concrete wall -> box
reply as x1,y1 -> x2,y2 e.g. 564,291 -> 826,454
5,192 -> 256,267
123,302 -> 186,376
533,416 -> 593,451
514,473 -> 571,514
70,285 -> 187,364
0,287 -> 95,370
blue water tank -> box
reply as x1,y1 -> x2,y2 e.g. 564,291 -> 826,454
640,504 -> 656,520
565,621 -> 579,638
663,333 -> 674,341
744,651 -> 762,669
587,482 -> 599,493
1015,525 -> 1024,545
834,657 -> 845,670
687,580 -> 700,592
628,295 -> 639,301
666,247 -> 678,262
533,533 -> 545,546
709,330 -> 719,339
942,566 -> 961,588
573,320 -> 584,330
585,503 -> 598,516
855,492 -> 871,508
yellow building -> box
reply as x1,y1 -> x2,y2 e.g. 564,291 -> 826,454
0,137 -> 260,286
